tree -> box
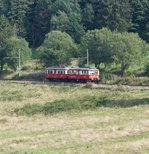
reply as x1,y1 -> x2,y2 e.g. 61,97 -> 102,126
80,28 -> 113,67
38,31 -> 77,66
109,0 -> 132,32
112,32 -> 146,75
81,3 -> 94,30
129,0 -> 149,42
6,37 -> 31,70
51,0 -> 85,43
0,0 -> 3,14
0,15 -> 13,70
89,0 -> 132,32
3,0 -> 32,36
140,5 -> 149,43
25,0 -> 53,48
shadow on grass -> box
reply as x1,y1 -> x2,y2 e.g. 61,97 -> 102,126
98,97 -> 149,108
14,96 -> 149,116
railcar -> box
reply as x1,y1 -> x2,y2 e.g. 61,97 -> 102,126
44,66 -> 100,82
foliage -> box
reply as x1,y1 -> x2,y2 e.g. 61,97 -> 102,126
4,0 -> 32,36
129,0 -> 149,42
51,0 -> 85,43
6,37 -> 31,70
0,15 -> 13,70
38,31 -> 77,66
80,28 -> 114,67
81,3 -> 94,30
88,0 -> 132,31
0,15 -> 13,43
25,0 -> 53,48
140,5 -> 149,43
112,32 -> 146,75
0,0 -> 3,14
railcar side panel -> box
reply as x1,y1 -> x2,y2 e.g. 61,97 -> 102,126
44,67 -> 100,82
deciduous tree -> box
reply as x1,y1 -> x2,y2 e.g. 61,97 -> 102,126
112,32 -> 145,75
38,31 -> 77,66
6,37 -> 31,70
80,28 -> 113,67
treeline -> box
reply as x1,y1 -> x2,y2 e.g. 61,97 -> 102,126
0,0 -> 149,75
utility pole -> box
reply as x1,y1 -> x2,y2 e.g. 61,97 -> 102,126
87,48 -> 89,67
18,49 -> 21,71
4,49 -> 21,73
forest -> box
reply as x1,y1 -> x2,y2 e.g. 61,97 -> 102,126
0,0 -> 149,76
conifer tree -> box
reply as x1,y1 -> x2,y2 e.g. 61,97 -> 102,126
51,0 -> 84,43
129,0 -> 149,42
25,0 -> 53,48
3,0 -> 31,36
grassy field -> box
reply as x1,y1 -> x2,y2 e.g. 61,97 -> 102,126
0,81 -> 149,154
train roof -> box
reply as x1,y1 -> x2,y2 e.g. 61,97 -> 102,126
46,66 -> 99,71
46,66 -> 70,70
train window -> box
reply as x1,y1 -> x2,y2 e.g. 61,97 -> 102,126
68,70 -> 73,74
89,70 -> 99,75
63,70 -> 65,74
57,70 -> 65,74
79,71 -> 82,75
48,70 -> 52,74
89,71 -> 95,75
75,70 -> 79,74
55,70 -> 58,74
82,70 -> 88,75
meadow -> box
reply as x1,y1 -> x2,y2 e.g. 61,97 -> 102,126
0,81 -> 149,154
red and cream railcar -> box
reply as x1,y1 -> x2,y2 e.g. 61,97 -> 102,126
45,66 -> 100,82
